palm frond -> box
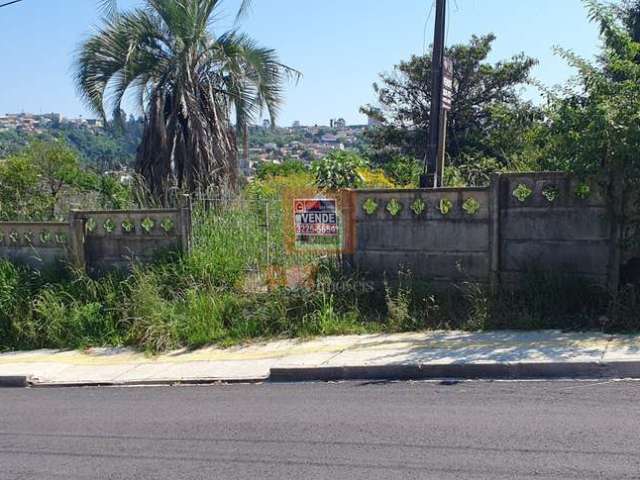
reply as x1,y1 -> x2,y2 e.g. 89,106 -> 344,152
234,0 -> 253,24
98,0 -> 118,19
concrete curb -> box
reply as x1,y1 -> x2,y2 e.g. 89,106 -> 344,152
269,362 -> 640,383
29,377 -> 268,389
4,362 -> 640,388
0,376 -> 31,388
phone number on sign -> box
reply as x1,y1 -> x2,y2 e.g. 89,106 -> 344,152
295,223 -> 339,236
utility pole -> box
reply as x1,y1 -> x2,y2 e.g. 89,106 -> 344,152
420,0 -> 447,189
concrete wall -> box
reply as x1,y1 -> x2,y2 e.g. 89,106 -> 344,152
0,208 -> 191,273
73,209 -> 191,274
0,222 -> 71,268
348,173 -> 614,286
350,187 -> 491,283
497,173 -> 611,285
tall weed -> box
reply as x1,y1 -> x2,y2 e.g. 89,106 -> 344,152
124,269 -> 180,352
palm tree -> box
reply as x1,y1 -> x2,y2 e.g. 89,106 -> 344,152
77,0 -> 298,200
97,0 -> 117,18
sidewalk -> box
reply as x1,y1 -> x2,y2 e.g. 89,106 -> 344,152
2,330 -> 640,386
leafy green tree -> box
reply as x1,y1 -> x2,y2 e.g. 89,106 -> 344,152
312,151 -> 368,189
545,1 -> 640,176
452,156 -> 503,187
0,140 -> 99,220
542,0 -> 640,290
0,130 -> 31,158
361,34 -> 539,168
0,156 -> 50,221
617,0 -> 640,42
382,155 -> 422,187
24,140 -> 82,203
255,159 -> 308,180
95,174 -> 135,210
76,0 -> 298,200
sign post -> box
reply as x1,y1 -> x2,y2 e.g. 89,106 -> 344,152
436,56 -> 454,188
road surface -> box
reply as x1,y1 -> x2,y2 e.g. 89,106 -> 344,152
1,380 -> 639,479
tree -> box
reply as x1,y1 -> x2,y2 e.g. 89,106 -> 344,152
381,155 -> 422,187
542,0 -> 640,290
97,0 -> 117,17
0,155 -> 47,221
255,159 -> 308,180
97,0 -> 253,20
24,140 -> 83,203
617,0 -> 640,42
545,1 -> 640,177
0,140 -> 101,220
361,34 -> 538,169
76,0 -> 298,201
312,151 -> 368,189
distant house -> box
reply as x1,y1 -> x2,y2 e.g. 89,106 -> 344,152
0,112 -> 104,134
86,119 -> 104,129
321,133 -> 339,144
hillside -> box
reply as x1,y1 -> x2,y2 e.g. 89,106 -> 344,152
0,118 -> 143,170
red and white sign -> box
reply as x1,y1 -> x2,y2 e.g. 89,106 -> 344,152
294,199 -> 339,237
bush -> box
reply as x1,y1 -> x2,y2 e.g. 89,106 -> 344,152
443,156 -> 502,187
1,254 -> 639,353
0,261 -> 22,319
0,261 -> 29,348
0,156 -> 52,221
382,155 -> 422,187
183,203 -> 268,289
255,159 -> 308,180
124,269 -> 180,353
33,289 -> 114,349
177,290 -> 237,347
357,168 -> 396,188
312,151 -> 368,189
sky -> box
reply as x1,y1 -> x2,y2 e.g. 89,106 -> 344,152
0,0 -> 603,126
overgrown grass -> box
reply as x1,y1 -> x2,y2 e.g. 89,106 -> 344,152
1,195 -> 639,354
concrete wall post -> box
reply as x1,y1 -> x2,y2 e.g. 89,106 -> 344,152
488,173 -> 502,289
179,206 -> 192,254
607,173 -> 624,292
68,211 -> 86,271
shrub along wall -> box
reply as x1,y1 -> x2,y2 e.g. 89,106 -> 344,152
346,172 -> 619,287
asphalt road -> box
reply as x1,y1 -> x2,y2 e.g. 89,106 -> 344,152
1,380 -> 640,480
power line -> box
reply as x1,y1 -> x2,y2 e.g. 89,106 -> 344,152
422,0 -> 436,56
445,0 -> 451,46
0,0 -> 25,8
